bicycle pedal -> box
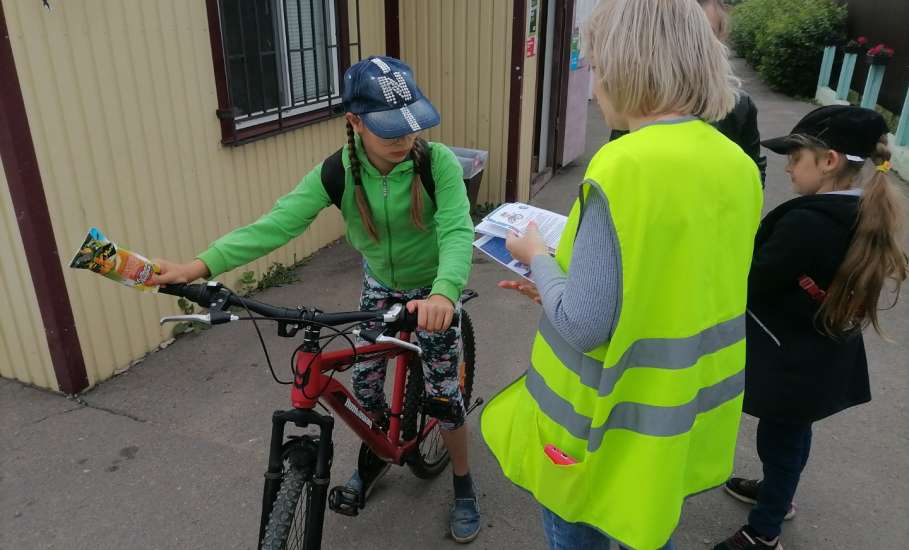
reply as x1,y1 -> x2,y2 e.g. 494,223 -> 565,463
328,485 -> 361,517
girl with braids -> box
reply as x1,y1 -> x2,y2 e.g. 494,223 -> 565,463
715,105 -> 908,550
152,56 -> 480,542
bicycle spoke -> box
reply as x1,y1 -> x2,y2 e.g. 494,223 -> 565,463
283,468 -> 308,550
420,425 -> 446,465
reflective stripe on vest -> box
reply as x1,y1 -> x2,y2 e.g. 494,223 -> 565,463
538,313 -> 746,399
525,364 -> 745,450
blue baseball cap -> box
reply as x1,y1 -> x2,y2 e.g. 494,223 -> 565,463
342,56 -> 440,139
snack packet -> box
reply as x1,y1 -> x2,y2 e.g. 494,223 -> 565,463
70,227 -> 159,292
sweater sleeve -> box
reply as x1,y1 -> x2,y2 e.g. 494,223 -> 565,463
530,189 -> 621,352
428,144 -> 475,304
196,165 -> 331,277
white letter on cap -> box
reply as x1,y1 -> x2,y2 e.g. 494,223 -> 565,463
377,72 -> 413,106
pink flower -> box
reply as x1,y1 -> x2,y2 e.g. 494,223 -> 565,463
868,44 -> 882,55
857,36 -> 868,45
883,47 -> 895,57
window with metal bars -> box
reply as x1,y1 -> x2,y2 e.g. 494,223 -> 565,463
210,0 -> 361,144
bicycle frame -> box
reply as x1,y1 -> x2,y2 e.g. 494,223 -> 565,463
291,330 -> 439,463
258,327 -> 440,548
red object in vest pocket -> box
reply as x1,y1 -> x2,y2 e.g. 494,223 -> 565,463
544,444 -> 578,465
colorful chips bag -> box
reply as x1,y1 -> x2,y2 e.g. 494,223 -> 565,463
70,227 -> 159,292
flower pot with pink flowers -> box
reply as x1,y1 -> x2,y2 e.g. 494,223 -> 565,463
843,36 -> 868,55
866,43 -> 895,66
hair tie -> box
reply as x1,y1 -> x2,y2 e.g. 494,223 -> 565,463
876,160 -> 891,173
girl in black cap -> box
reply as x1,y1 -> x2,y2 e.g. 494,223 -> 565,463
715,105 -> 908,549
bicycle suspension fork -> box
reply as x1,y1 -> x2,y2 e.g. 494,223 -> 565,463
259,323 -> 336,549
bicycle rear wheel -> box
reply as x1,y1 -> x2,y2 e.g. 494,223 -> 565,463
402,310 -> 477,479
260,456 -> 315,550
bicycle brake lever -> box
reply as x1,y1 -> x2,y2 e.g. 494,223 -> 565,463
159,311 -> 239,326
352,329 -> 422,356
375,335 -> 422,356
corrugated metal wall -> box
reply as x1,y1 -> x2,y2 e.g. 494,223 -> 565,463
2,0 -> 386,389
399,0 -> 524,205
0,165 -> 57,390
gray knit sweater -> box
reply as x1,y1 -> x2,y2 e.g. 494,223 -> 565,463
530,189 -> 621,352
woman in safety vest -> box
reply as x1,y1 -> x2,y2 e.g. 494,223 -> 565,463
485,0 -> 763,548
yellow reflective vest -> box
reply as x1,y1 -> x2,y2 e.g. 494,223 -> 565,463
482,119 -> 763,549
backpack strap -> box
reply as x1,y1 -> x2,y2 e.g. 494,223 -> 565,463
320,147 -> 346,210
413,138 -> 436,205
320,141 -> 436,209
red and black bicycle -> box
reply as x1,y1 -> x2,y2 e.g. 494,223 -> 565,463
157,281 -> 478,550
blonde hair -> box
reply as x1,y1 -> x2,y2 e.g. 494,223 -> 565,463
794,135 -> 909,337
581,0 -> 739,121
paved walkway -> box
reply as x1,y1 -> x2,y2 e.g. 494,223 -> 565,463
2,59 -> 907,549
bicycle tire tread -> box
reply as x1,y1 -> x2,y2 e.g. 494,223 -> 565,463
260,466 -> 311,550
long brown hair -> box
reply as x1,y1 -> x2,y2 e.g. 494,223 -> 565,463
345,121 -> 429,241
813,137 -> 909,337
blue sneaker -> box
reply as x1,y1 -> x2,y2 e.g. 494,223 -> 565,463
344,462 -> 390,507
450,495 -> 481,543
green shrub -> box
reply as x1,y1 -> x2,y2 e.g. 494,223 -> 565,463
729,0 -> 781,66
731,0 -> 846,97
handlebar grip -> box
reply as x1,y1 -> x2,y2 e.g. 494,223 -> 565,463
159,283 -> 207,302
395,309 -> 460,332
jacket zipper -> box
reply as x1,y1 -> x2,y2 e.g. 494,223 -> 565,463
382,176 -> 396,286
747,309 -> 781,347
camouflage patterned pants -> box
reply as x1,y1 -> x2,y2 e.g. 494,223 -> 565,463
353,270 -> 466,430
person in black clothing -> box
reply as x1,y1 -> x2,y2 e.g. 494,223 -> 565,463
608,0 -> 767,184
714,106 -> 908,550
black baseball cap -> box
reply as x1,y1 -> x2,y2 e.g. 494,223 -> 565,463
761,105 -> 888,162
341,56 -> 440,139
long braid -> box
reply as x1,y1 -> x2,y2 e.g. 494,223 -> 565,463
347,122 -> 379,241
410,138 -> 428,231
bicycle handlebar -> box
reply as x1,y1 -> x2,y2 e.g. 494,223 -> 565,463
158,282 -> 452,332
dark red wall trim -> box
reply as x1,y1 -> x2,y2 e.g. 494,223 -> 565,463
553,0 -> 575,167
205,0 -> 235,143
384,0 -> 400,58
0,2 -> 88,394
505,0 -> 527,202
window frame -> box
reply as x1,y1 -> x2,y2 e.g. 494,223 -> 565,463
206,0 -> 360,145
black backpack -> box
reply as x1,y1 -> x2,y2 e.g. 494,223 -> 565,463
320,140 -> 436,209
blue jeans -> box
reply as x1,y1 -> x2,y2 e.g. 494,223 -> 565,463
541,507 -> 675,550
748,419 -> 813,539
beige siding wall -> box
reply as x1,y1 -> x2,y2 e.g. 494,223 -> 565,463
400,0 -> 533,205
3,0 -> 385,389
0,166 -> 57,390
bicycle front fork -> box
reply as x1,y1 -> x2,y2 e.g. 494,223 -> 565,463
259,407 -> 334,550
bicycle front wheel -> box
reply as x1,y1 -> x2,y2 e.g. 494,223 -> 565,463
260,463 -> 313,550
